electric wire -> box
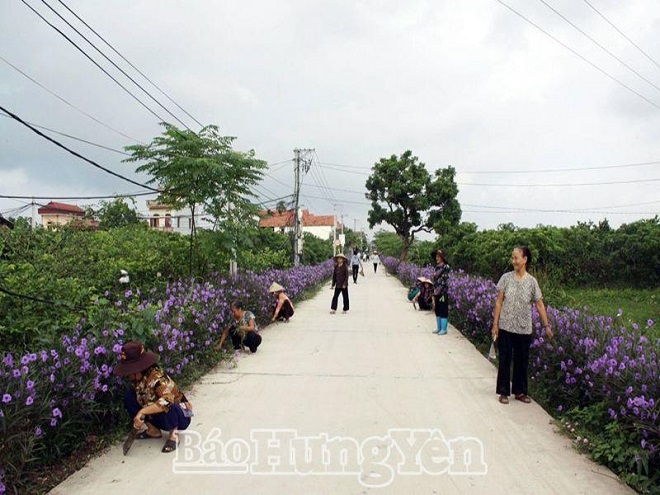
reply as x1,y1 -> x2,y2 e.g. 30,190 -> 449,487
0,105 -> 159,192
319,159 -> 660,175
0,54 -> 144,143
20,0 -> 175,125
0,192 -> 156,200
536,0 -> 660,95
0,111 -> 130,155
36,0 -> 191,129
55,0 -> 204,128
0,285 -> 86,310
492,0 -> 660,110
582,0 -> 660,72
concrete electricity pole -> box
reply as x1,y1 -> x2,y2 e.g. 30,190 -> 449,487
293,148 -> 314,266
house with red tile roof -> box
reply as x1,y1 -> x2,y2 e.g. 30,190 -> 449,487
37,202 -> 97,229
258,209 -> 338,240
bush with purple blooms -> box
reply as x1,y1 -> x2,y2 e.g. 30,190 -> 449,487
382,256 -> 659,493
0,261 -> 333,495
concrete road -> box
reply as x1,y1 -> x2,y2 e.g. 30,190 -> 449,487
50,267 -> 634,495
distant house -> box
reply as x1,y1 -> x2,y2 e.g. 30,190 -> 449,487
258,209 -> 338,240
0,214 -> 14,230
37,202 -> 98,229
145,200 -> 213,235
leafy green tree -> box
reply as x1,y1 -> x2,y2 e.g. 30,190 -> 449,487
365,151 -> 461,260
96,198 -> 142,229
124,123 -> 267,274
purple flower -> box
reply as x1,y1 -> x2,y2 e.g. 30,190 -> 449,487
52,407 -> 62,418
1,394 -> 11,404
35,426 -> 43,437
26,396 -> 34,406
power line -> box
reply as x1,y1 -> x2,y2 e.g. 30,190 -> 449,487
492,0 -> 660,111
536,0 -> 660,96
0,104 -> 159,192
20,0 -> 174,125
0,285 -> 85,310
55,0 -> 204,128
459,177 -> 660,187
582,0 -> 660,72
459,159 -> 660,174
462,201 -> 660,213
0,54 -> 144,143
38,0 -> 192,130
0,111 -> 130,155
0,192 -> 156,200
320,159 -> 660,175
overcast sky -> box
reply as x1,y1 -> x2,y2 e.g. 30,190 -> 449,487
1,0 -> 659,236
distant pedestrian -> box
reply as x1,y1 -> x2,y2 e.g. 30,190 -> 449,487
431,249 -> 451,335
330,253 -> 350,313
350,248 -> 363,284
269,282 -> 295,322
370,251 -> 380,273
491,246 -> 553,405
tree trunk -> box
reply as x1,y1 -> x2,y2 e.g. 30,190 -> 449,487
189,204 -> 196,277
400,235 -> 411,261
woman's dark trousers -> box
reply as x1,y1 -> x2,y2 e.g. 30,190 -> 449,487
124,388 -> 191,432
331,288 -> 349,311
496,329 -> 532,396
352,265 -> 359,283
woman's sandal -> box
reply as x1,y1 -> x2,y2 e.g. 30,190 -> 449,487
136,431 -> 162,440
161,438 -> 177,453
515,394 -> 532,404
498,395 -> 509,404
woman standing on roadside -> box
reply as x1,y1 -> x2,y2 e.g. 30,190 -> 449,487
431,249 -> 451,335
330,253 -> 350,314
491,246 -> 553,405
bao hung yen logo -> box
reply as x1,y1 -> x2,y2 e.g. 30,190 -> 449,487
173,428 -> 487,488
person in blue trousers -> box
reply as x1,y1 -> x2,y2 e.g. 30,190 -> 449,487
431,249 -> 451,335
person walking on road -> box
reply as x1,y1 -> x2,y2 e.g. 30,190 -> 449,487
330,253 -> 350,313
431,249 -> 451,335
491,246 -> 553,405
370,251 -> 380,273
350,248 -> 362,284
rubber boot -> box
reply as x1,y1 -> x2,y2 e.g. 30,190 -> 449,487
438,318 -> 448,335
435,316 -> 442,334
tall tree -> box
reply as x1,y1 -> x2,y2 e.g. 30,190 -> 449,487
96,197 -> 142,229
365,150 -> 461,261
124,123 -> 267,274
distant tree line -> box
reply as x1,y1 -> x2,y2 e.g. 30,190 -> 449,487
375,217 -> 659,288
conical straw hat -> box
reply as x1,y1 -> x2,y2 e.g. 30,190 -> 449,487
268,282 -> 285,293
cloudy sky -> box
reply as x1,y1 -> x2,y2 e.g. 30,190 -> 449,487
1,0 -> 659,236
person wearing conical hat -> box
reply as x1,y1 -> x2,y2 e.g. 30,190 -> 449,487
330,253 -> 350,314
113,341 -> 192,454
269,282 -> 295,322
412,277 -> 434,311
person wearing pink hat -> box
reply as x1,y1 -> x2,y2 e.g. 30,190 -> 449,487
113,341 -> 192,453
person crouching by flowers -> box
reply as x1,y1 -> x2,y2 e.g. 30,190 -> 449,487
491,246 -> 553,405
269,282 -> 295,322
215,300 -> 262,354
113,340 -> 192,453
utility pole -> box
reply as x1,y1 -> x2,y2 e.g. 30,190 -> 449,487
293,148 -> 314,266
31,198 -> 37,229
